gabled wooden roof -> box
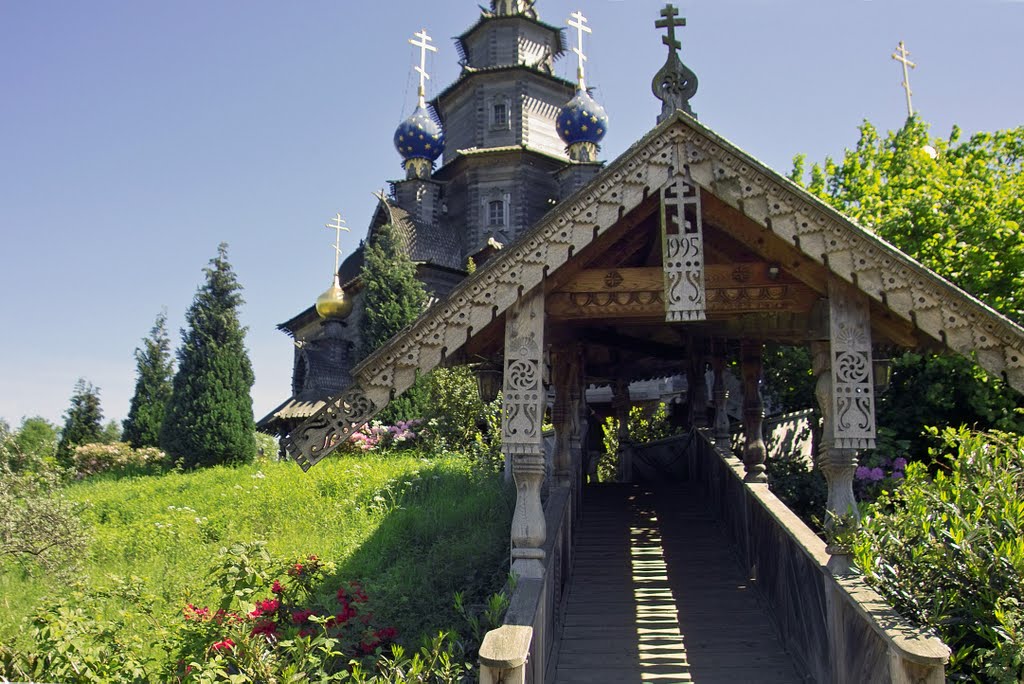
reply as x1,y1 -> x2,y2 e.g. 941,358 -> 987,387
284,111 -> 1024,468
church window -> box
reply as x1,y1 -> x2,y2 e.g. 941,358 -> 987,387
493,102 -> 508,128
488,199 -> 506,226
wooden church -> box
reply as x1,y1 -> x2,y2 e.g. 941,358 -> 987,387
262,2 -> 1024,680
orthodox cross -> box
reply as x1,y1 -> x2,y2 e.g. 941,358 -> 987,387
655,4 -> 685,53
651,3 -> 698,120
325,212 -> 349,274
567,10 -> 592,90
409,29 -> 437,108
891,41 -> 916,118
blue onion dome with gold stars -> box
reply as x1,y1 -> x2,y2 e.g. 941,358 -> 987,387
394,105 -> 444,167
558,88 -> 609,148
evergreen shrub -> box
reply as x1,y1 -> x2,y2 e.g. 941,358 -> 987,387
855,428 -> 1024,682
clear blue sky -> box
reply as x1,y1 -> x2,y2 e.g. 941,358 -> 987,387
1,0 -> 1021,429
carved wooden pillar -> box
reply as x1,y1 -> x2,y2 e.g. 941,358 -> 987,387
612,378 -> 632,483
814,280 -> 876,568
740,340 -> 767,482
689,339 -> 709,429
551,343 -> 583,489
711,339 -> 730,444
502,286 -> 547,579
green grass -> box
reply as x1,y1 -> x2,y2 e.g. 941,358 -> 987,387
0,451 -> 512,655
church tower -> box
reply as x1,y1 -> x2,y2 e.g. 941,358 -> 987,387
259,1 -> 611,438
431,0 -> 577,254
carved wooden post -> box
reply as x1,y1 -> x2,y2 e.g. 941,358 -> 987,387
814,280 -> 876,571
740,340 -> 767,482
711,339 -> 730,444
689,339 -> 709,428
551,343 -> 583,489
612,378 -> 632,483
502,286 -> 547,579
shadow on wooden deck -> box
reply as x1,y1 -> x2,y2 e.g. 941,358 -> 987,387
553,483 -> 806,683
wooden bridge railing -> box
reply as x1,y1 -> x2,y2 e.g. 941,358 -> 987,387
479,435 -> 578,684
686,428 -> 950,684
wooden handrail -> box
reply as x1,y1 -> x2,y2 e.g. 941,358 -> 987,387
479,624 -> 533,670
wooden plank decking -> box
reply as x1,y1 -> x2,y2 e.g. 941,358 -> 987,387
553,483 -> 805,683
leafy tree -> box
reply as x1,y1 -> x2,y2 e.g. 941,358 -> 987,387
790,119 -> 1024,458
161,243 -> 255,468
358,223 -> 429,422
792,117 -> 1024,321
13,417 -> 58,463
122,312 -> 175,448
358,223 -> 428,360
56,379 -> 104,466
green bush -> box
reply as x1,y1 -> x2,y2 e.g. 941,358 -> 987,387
854,428 -> 1024,682
598,402 -> 681,481
0,464 -> 87,577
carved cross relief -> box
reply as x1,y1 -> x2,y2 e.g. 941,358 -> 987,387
661,174 -> 706,322
828,279 -> 876,450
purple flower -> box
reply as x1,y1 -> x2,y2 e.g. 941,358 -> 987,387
893,457 -> 907,470
855,466 -> 871,480
869,467 -> 885,481
891,471 -> 905,480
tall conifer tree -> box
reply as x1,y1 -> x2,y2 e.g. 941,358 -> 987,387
56,378 -> 104,465
358,223 -> 429,421
122,311 -> 174,448
161,243 -> 255,467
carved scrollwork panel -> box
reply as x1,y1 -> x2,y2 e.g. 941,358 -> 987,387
661,175 -> 706,322
283,387 -> 378,471
829,280 -> 876,450
502,287 -> 546,455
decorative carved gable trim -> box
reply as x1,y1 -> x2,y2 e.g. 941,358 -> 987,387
284,113 -> 1024,468
674,117 -> 1024,392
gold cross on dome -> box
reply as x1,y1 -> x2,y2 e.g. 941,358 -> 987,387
409,29 -> 437,107
656,4 -> 685,52
567,10 -> 592,90
325,212 -> 349,274
891,41 -> 917,118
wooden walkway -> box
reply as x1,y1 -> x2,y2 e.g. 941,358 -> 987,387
554,483 -> 805,683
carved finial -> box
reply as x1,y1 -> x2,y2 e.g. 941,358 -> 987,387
651,4 -> 698,121
409,29 -> 437,108
325,212 -> 350,275
567,10 -> 592,90
891,41 -> 917,118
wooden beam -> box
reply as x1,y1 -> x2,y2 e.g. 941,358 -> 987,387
548,265 -> 818,320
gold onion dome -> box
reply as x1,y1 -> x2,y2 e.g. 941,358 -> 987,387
315,275 -> 352,320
